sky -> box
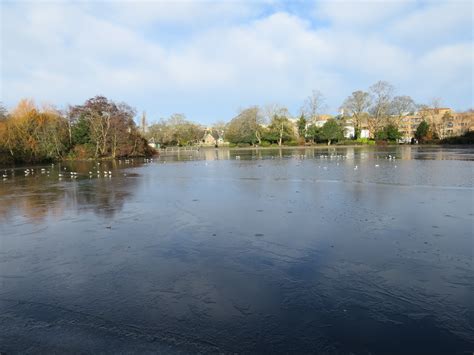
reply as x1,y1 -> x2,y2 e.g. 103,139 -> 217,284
1,0 -> 473,125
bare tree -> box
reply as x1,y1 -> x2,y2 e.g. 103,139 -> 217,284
368,81 -> 394,136
166,113 -> 203,146
302,90 -> 326,122
418,98 -> 444,138
261,103 -> 290,124
390,95 -> 416,128
341,90 -> 371,138
141,111 -> 147,134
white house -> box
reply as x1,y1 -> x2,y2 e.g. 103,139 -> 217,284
360,129 -> 370,138
343,126 -> 355,139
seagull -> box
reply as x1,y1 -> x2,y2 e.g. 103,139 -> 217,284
354,165 -> 358,170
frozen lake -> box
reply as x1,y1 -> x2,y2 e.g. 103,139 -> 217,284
0,146 -> 473,353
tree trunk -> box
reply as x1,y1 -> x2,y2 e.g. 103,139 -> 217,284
112,133 -> 117,158
279,123 -> 283,146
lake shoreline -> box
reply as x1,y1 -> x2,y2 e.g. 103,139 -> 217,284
2,144 -> 473,168
160,144 -> 474,151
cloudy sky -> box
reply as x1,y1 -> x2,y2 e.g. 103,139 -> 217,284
1,0 -> 472,124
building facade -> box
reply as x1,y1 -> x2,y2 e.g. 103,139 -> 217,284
398,108 -> 474,141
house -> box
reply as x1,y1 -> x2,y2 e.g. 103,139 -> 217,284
313,114 -> 332,128
398,108 -> 473,140
201,128 -> 226,147
340,116 -> 370,139
360,129 -> 370,138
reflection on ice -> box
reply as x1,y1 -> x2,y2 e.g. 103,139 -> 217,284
0,146 -> 473,353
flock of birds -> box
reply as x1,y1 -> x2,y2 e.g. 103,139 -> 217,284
1,164 -> 109,181
1,157 -> 159,182
1,158 -> 145,182
233,152 -> 398,172
2,155 -> 397,182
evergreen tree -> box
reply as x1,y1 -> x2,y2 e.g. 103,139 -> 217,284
297,114 -> 307,139
415,120 -> 429,142
321,119 -> 344,145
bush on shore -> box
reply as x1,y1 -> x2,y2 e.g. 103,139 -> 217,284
440,131 -> 474,145
0,97 -> 155,165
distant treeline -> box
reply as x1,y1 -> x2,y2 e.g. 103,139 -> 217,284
1,81 -> 472,165
145,80 -> 472,148
0,96 -> 154,165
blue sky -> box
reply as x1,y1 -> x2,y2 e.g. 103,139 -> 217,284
1,0 -> 473,125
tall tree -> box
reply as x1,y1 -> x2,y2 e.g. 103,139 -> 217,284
302,90 -> 325,123
70,96 -> 147,157
341,90 -> 371,138
415,121 -> 429,143
390,95 -> 416,128
2,99 -> 69,162
297,113 -> 307,139
261,103 -> 287,124
417,98 -> 444,138
265,114 -> 295,146
226,106 -> 263,145
368,81 -> 394,137
306,124 -> 321,143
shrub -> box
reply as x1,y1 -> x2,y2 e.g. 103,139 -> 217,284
375,124 -> 402,142
355,138 -> 375,145
71,143 -> 96,159
441,131 -> 474,145
335,140 -> 354,145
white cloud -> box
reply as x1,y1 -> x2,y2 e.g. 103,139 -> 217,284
313,0 -> 415,28
102,0 -> 266,28
388,1 -> 473,50
1,0 -> 472,121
